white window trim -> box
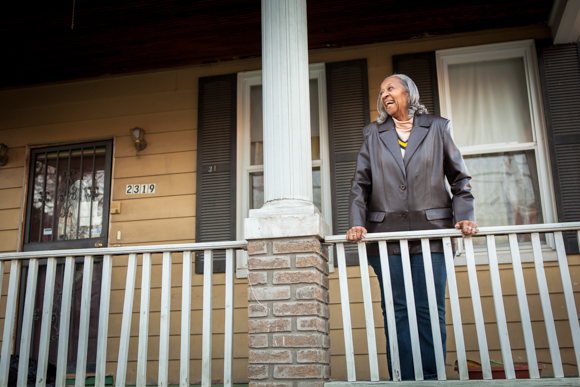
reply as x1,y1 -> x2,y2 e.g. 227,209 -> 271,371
436,40 -> 558,264
235,63 -> 333,277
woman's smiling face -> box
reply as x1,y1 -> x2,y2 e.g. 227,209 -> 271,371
380,77 -> 409,121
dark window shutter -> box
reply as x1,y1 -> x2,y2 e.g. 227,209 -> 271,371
393,51 -> 440,116
326,59 -> 370,265
195,74 -> 237,273
536,41 -> 580,253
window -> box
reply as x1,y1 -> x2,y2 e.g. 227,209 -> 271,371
24,140 -> 113,251
236,64 -> 332,271
436,41 -> 555,246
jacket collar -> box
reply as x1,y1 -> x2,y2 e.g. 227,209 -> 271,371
377,114 -> 432,171
377,113 -> 432,132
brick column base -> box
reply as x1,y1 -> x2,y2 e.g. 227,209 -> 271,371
247,236 -> 330,387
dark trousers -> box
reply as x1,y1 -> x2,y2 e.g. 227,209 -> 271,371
367,253 -> 447,380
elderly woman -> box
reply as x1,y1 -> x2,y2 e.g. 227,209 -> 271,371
346,74 -> 477,380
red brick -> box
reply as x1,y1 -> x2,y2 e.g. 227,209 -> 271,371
295,286 -> 328,303
273,301 -> 328,317
248,272 -> 267,285
297,349 -> 330,364
249,349 -> 292,364
273,270 -> 321,285
248,365 -> 269,379
296,254 -> 328,272
248,319 -> 292,333
273,365 -> 326,379
273,238 -> 322,254
297,317 -> 328,333
323,335 -> 330,349
321,274 -> 329,289
248,304 -> 269,317
248,241 -> 268,255
272,334 -> 325,348
249,256 -> 290,270
248,334 -> 268,348
249,286 -> 291,301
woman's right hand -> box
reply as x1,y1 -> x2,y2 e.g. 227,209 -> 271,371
346,226 -> 367,243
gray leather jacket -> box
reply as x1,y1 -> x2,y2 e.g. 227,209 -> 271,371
349,113 -> 475,255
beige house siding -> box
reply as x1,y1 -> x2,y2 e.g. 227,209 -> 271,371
3,23 -> 577,384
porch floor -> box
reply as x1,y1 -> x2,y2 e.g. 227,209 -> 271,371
325,378 -> 580,386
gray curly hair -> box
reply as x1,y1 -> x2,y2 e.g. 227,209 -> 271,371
376,74 -> 428,124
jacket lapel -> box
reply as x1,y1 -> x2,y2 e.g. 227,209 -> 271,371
403,114 -> 432,167
378,117 -> 406,177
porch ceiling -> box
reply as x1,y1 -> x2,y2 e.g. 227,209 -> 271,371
1,0 -> 553,89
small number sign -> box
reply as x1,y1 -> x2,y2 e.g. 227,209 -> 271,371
126,184 -> 156,195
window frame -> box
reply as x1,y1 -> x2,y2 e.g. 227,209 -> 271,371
23,140 -> 113,252
435,40 -> 558,261
235,63 -> 332,276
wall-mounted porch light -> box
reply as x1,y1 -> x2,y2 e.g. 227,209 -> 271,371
130,127 -> 147,153
0,143 -> 8,166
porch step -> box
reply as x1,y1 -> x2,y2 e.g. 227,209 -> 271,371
325,378 -> 580,386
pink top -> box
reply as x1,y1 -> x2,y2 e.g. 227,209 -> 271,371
392,116 -> 413,158
392,116 -> 414,141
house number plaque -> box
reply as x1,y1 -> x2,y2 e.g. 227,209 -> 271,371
126,184 -> 156,194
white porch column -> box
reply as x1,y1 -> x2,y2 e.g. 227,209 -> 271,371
246,0 -> 328,236
245,2 -> 331,386
261,0 -> 313,208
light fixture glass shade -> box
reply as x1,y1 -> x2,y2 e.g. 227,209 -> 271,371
0,143 -> 8,166
130,127 -> 147,151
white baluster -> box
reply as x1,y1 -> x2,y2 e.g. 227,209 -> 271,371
378,241 -> 400,381
36,258 -> 57,387
137,253 -> 152,387
224,249 -> 235,387
400,239 -> 423,380
486,236 -> 515,379
531,232 -> 563,377
443,238 -> 468,380
18,259 -> 39,387
555,231 -> 580,371
464,238 -> 491,379
336,243 -> 356,381
0,260 -> 20,387
181,251 -> 192,387
554,231 -> 580,367
358,242 -> 379,381
56,257 -> 75,387
96,255 -> 112,387
116,254 -> 137,387
76,256 -> 94,387
420,239 -> 446,380
201,250 -> 214,387
508,234 -> 539,379
158,252 -> 172,387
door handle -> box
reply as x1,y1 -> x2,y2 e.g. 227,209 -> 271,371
94,242 -> 103,248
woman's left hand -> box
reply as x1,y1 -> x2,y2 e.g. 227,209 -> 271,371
455,220 -> 479,237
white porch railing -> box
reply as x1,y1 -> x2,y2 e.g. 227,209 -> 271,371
325,222 -> 580,384
0,240 -> 246,387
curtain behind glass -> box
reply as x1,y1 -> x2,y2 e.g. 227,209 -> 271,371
448,58 -> 533,147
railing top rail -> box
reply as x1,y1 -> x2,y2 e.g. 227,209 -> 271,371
0,240 -> 248,261
325,222 -> 580,243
